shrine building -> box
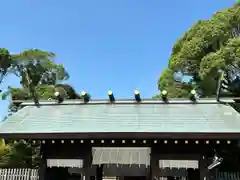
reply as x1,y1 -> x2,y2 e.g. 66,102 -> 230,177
0,90 -> 240,180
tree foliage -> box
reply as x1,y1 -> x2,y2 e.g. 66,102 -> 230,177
0,48 -> 81,167
10,49 -> 69,87
0,140 -> 40,168
156,3 -> 240,98
0,48 -> 12,84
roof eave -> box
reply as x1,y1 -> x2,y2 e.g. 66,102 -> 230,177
1,132 -> 240,140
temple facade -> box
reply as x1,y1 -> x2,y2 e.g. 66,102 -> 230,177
0,98 -> 240,180
37,138 -> 235,180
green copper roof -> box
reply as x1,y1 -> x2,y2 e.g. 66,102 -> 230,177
0,100 -> 240,134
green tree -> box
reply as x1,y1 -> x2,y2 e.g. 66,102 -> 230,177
155,3 -> 240,98
0,48 -> 12,84
11,49 -> 69,87
0,48 -> 81,167
1,49 -> 81,100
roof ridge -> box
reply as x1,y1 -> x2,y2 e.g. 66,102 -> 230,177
12,98 -> 236,106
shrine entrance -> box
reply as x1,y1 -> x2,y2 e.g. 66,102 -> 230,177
124,176 -> 147,180
159,168 -> 200,180
155,159 -> 200,180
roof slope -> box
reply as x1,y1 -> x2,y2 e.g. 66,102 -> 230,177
0,102 -> 240,134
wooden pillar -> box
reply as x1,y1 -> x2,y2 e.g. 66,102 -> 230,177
96,165 -> 103,180
148,165 -> 152,180
199,155 -> 208,180
150,146 -> 159,180
148,153 -> 152,180
83,146 -> 92,180
39,158 -> 47,180
39,143 -> 47,180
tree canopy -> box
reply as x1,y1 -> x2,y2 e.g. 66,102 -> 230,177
155,3 -> 240,98
0,48 -> 81,167
0,49 -> 81,101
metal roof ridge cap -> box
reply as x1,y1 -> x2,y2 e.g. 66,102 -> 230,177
15,98 -> 235,106
13,97 -> 224,102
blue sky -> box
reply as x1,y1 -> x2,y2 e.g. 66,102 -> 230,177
0,0 -> 236,119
